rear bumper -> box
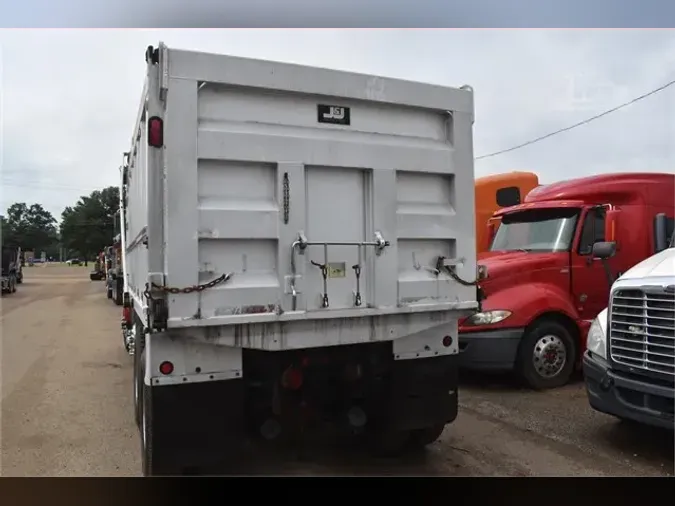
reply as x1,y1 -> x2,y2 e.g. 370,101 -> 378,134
458,328 -> 524,372
583,352 -> 674,430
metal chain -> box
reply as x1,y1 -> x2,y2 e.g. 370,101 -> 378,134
282,172 -> 290,224
144,272 -> 232,297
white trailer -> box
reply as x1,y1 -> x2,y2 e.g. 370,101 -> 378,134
122,42 -> 480,475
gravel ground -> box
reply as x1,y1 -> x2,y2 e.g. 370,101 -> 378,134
1,265 -> 672,476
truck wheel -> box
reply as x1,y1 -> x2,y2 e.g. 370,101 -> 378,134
411,424 -> 446,447
369,430 -> 411,457
107,285 -> 113,299
516,320 -> 576,390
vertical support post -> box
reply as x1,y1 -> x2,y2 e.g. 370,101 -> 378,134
452,110 -> 477,303
146,60 -> 166,294
371,168 -> 398,308
163,78 -> 200,320
277,162 -> 306,312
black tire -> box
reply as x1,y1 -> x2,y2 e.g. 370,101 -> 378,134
369,430 -> 411,458
11,277 -> 16,293
516,319 -> 576,390
106,284 -> 113,299
411,424 -> 446,447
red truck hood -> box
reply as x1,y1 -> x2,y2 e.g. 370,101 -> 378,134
478,250 -> 566,291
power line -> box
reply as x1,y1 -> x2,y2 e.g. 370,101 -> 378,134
1,179 -> 101,192
475,77 -> 675,161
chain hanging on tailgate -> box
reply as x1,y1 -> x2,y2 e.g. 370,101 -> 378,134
145,272 -> 233,296
282,172 -> 290,225
142,273 -> 234,332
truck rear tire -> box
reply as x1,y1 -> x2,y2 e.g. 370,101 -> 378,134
369,430 -> 412,457
106,284 -> 113,299
411,424 -> 446,447
516,320 -> 576,390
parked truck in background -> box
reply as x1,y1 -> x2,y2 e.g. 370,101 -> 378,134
122,43 -> 479,475
105,222 -> 124,306
584,229 -> 674,430
475,171 -> 539,253
90,250 -> 106,281
15,246 -> 23,284
1,246 -> 18,294
459,172 -> 674,390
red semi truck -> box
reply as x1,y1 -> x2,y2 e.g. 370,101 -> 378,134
459,172 -> 675,389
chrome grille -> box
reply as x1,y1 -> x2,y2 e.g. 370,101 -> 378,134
609,288 -> 675,377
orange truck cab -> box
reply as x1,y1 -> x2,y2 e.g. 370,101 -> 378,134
459,172 -> 675,390
475,172 -> 539,253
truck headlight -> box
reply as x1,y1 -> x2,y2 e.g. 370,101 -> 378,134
464,310 -> 512,326
587,310 -> 607,360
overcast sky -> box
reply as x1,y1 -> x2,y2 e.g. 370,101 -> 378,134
1,29 -> 674,219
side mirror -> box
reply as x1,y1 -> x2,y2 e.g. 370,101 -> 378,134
654,213 -> 669,253
592,241 -> 616,260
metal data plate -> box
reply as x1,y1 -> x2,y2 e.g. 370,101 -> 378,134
327,262 -> 346,278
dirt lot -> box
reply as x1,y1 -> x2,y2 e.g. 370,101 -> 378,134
1,266 -> 673,476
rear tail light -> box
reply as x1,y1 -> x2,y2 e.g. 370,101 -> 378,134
148,116 -> 164,148
281,366 -> 303,390
159,361 -> 174,375
122,306 -> 132,325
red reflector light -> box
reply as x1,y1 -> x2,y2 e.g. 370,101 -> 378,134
148,116 -> 164,148
281,366 -> 303,390
442,335 -> 453,347
159,361 -> 174,375
122,307 -> 132,325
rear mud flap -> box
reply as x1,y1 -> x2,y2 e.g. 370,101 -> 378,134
385,354 -> 458,432
150,378 -> 245,468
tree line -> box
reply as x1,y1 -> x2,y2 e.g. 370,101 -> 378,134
1,186 -> 120,264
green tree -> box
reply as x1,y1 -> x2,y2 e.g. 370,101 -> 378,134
1,202 -> 59,254
60,186 -> 120,265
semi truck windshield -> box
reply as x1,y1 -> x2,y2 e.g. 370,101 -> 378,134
490,208 -> 580,253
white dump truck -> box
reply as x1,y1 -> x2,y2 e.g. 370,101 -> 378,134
121,42 -> 480,475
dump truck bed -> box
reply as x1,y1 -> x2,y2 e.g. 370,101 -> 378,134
125,43 -> 478,334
